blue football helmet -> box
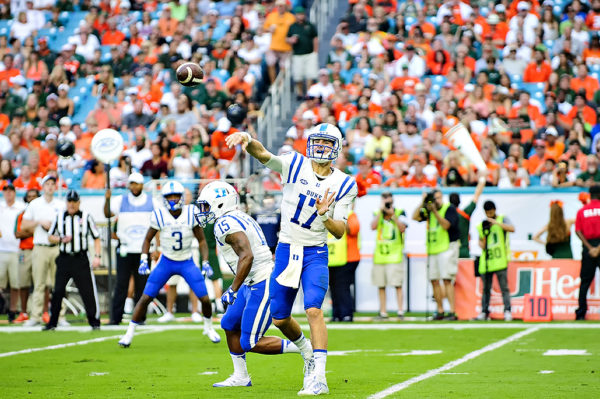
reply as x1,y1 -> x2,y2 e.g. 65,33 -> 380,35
161,181 -> 185,211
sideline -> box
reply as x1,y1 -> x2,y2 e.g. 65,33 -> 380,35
367,327 -> 540,399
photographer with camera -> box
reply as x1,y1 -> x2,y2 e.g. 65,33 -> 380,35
412,190 -> 460,320
370,192 -> 408,319
476,201 -> 515,321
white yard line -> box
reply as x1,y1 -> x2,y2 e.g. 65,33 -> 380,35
368,327 -> 540,399
2,322 -> 600,334
0,330 -> 156,358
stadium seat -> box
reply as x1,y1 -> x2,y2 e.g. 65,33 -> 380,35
349,147 -> 364,163
405,16 -> 417,28
213,69 -> 231,83
0,20 -> 12,36
432,75 -> 447,85
511,74 -> 523,84
100,45 -> 113,63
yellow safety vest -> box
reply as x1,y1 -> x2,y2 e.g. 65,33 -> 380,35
426,203 -> 451,255
373,208 -> 404,264
477,215 -> 510,274
328,211 -> 359,267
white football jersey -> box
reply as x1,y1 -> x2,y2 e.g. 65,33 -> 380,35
150,204 -> 198,261
278,152 -> 358,246
214,210 -> 274,285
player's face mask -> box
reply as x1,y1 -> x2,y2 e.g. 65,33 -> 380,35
194,200 -> 215,227
307,135 -> 339,164
164,194 -> 183,211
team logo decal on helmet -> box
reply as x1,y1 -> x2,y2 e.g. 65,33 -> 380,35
306,123 -> 342,164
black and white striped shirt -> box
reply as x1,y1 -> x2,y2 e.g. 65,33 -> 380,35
49,210 -> 100,254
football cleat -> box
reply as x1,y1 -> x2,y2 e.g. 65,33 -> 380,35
302,356 -> 315,390
42,312 -> 50,324
298,374 -> 329,396
157,312 -> 175,323
58,319 -> 70,327
14,312 -> 29,323
118,334 -> 133,348
191,312 -> 203,323
475,312 -> 489,321
23,319 -> 39,327
203,327 -> 221,343
213,374 -> 252,387
504,311 -> 513,321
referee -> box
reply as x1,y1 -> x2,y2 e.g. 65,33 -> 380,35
43,190 -> 102,330
575,185 -> 600,320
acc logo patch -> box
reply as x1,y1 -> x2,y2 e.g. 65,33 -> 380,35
300,179 -> 308,185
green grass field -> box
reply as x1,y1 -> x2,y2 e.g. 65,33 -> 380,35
1,320 -> 599,398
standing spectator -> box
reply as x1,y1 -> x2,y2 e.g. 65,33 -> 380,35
122,129 -> 152,170
211,117 -> 239,178
449,176 -> 486,259
169,143 -> 198,180
12,188 -> 39,323
104,172 -> 155,325
21,176 -> 62,326
328,199 -> 360,322
533,200 -> 575,259
355,158 -> 381,190
122,99 -> 155,131
412,190 -> 460,320
370,193 -> 407,319
44,190 -> 101,330
476,201 -> 515,321
575,186 -> 600,320
287,6 -> 318,98
141,142 -> 168,179
109,155 -> 131,189
0,184 -> 25,323
264,0 -> 295,83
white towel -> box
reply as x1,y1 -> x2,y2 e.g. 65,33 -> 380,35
276,244 -> 304,288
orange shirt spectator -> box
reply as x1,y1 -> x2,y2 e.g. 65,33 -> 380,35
0,113 -> 9,133
264,6 -> 296,52
158,12 -> 179,37
355,159 -> 381,189
396,174 -> 437,188
544,130 -> 565,160
332,101 -> 358,122
75,131 -> 95,160
225,75 -> 253,97
523,61 -> 552,83
563,102 -> 598,127
382,153 -> 410,176
570,73 -> 599,101
39,147 -> 58,170
390,76 -> 420,92
101,29 -> 126,46
81,170 -> 107,188
13,176 -> 41,191
527,140 -> 547,175
211,119 -> 239,161
586,10 -> 600,30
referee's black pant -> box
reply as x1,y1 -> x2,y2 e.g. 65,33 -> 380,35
110,252 -> 147,324
329,261 -> 359,321
576,238 -> 600,319
48,253 -> 100,328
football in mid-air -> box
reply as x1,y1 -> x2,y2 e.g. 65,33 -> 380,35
176,62 -> 204,87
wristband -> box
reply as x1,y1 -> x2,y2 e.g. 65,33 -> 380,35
320,213 -> 329,222
141,253 -> 148,261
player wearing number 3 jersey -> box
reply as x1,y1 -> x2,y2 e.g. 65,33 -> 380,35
118,181 -> 220,348
226,123 -> 357,395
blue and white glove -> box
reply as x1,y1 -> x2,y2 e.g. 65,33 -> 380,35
201,260 -> 213,278
138,255 -> 150,275
221,287 -> 238,308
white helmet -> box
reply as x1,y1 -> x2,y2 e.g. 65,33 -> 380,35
161,180 -> 185,211
195,181 -> 239,227
306,123 -> 343,164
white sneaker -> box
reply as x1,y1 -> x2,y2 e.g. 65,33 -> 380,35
213,374 -> 252,387
203,327 -> 221,343
58,319 -> 70,327
118,334 -> 133,348
298,374 -> 329,396
302,356 -> 315,390
504,311 -> 513,321
157,312 -> 175,323
191,312 -> 202,323
124,297 -> 134,314
475,312 -> 489,321
23,319 -> 39,327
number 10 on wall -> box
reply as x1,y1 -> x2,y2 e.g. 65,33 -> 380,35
523,294 -> 552,322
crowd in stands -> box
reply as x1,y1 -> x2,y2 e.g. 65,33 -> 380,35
0,0 -> 309,192
280,0 -> 600,193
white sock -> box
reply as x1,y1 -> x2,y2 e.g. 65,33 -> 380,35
314,350 -> 327,377
281,339 -> 300,354
203,317 -> 212,329
126,321 -> 138,336
292,333 -> 313,360
230,352 -> 249,378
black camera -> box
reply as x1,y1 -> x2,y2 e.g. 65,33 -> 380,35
384,201 -> 393,209
424,192 -> 435,204
482,220 -> 492,235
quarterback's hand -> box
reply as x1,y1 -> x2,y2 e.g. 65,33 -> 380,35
221,287 -> 237,308
316,187 -> 336,216
201,260 -> 213,278
138,258 -> 150,275
225,132 -> 251,150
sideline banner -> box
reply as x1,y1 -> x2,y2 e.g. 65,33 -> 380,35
455,260 -> 600,320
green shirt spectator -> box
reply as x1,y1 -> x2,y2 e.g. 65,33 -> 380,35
450,178 -> 485,258
287,9 -> 318,55
576,156 -> 600,187
168,1 -> 188,21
